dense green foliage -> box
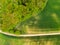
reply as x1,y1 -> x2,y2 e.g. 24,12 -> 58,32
0,0 -> 47,34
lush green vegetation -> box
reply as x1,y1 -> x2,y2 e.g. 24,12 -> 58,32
0,0 -> 47,34
0,0 -> 60,45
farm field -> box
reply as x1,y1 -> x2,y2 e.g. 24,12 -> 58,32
0,0 -> 60,45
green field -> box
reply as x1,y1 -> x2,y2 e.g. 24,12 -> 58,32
0,0 -> 60,45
